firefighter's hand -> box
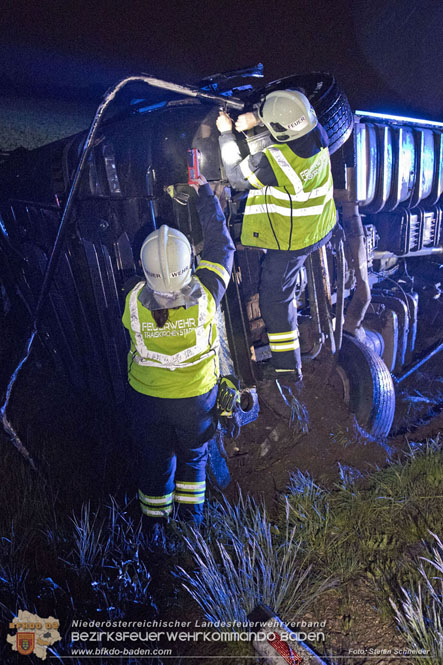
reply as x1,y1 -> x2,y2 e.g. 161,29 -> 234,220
189,174 -> 207,193
216,111 -> 233,133
235,112 -> 259,132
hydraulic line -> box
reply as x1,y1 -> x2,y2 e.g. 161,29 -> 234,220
303,254 -> 323,360
1,73 -> 244,466
334,231 -> 345,352
395,340 -> 443,384
311,245 -> 336,354
341,201 -> 371,336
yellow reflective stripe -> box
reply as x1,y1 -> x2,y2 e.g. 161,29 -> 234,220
175,481 -> 206,491
138,490 -> 173,505
140,504 -> 172,517
174,493 -> 205,504
269,340 -> 300,352
247,172 -> 264,188
239,158 -> 264,188
268,330 -> 298,341
196,260 -> 230,288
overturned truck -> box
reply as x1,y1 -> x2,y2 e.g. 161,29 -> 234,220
0,71 -> 442,440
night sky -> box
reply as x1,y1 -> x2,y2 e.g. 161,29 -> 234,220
1,0 -> 442,147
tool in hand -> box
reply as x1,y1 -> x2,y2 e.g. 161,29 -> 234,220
187,148 -> 201,186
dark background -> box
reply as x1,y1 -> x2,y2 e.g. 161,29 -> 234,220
1,0 -> 442,149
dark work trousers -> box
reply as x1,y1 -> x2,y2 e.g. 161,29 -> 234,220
259,249 -> 308,371
126,384 -> 218,524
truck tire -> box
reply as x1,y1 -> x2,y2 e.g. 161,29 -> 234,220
338,333 -> 395,439
254,72 -> 353,155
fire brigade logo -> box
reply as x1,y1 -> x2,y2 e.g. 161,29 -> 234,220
17,632 -> 35,655
7,610 -> 61,660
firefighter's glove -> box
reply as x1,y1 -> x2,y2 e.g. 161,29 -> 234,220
217,375 -> 240,417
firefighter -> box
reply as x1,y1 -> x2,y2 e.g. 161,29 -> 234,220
122,175 -> 235,525
216,90 -> 336,392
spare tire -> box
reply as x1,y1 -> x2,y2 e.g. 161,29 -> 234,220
337,333 -> 395,439
249,72 -> 353,155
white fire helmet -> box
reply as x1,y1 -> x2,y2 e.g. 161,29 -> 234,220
140,225 -> 192,295
258,89 -> 318,142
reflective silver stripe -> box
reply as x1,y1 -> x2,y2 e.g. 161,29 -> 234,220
247,180 -> 333,203
268,330 -> 299,341
248,172 -> 264,188
174,493 -> 205,504
129,282 -> 145,334
133,347 -> 217,370
240,158 -> 264,188
244,194 -> 332,218
140,504 -> 172,517
138,490 -> 173,505
267,147 -> 304,193
240,157 -> 254,179
175,481 -> 206,491
196,260 -> 230,288
129,284 -> 215,369
270,340 -> 300,352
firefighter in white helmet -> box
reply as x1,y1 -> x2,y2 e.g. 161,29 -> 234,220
122,175 -> 235,524
217,89 -> 336,398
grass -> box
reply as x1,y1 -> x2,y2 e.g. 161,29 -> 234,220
0,356 -> 196,664
390,532 -> 443,664
175,493 -> 334,628
0,494 -> 161,663
177,436 -> 443,661
1,356 -> 442,663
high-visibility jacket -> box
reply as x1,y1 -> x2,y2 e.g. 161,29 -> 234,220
240,142 -> 336,251
122,277 -> 220,399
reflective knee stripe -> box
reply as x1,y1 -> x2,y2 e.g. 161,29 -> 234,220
268,330 -> 300,352
174,480 -> 206,505
140,504 -> 173,517
138,490 -> 174,505
174,492 -> 205,504
175,481 -> 206,491
138,489 -> 173,516
196,260 -> 231,288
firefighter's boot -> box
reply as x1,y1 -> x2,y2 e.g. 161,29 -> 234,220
258,365 -> 308,432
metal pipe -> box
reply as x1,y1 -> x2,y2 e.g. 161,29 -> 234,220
311,246 -> 336,354
140,73 -> 245,110
341,201 -> 372,336
374,248 -> 443,259
303,254 -> 323,359
334,232 -> 345,352
395,340 -> 443,384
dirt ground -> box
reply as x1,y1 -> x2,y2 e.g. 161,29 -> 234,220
208,351 -> 442,665
223,350 -> 442,511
